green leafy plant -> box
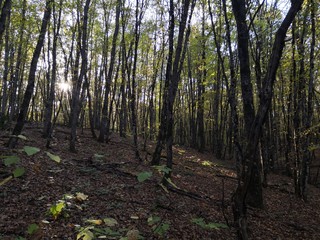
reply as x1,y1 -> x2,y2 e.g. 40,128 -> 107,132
3,155 -> 20,166
27,223 -> 39,235
137,171 -> 153,182
13,167 -> 26,178
153,165 -> 171,174
77,226 -> 95,240
77,217 -> 135,240
191,217 -> 228,230
0,155 -> 25,186
23,146 -> 40,156
0,135 -> 60,187
148,215 -> 170,237
49,201 -> 66,220
46,151 -> 61,163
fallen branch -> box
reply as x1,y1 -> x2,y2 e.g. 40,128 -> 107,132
166,185 -> 203,200
215,174 -> 238,180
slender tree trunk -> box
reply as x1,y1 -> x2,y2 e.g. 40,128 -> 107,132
129,0 -> 145,160
0,6 -> 11,121
163,0 -> 195,182
0,0 -> 11,45
231,0 -> 304,238
7,0 -> 52,148
70,0 -> 91,152
151,0 -> 175,166
197,4 -> 206,153
119,11 -> 128,138
8,0 -> 25,124
98,0 -> 121,143
43,0 -> 62,139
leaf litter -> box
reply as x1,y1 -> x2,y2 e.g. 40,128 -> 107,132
0,125 -> 320,239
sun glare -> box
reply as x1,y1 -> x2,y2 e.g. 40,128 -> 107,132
58,82 -> 71,92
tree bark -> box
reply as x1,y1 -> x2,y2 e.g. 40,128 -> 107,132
43,0 -> 62,139
98,0 -> 121,143
70,0 -> 91,152
7,0 -> 52,148
0,0 -> 11,45
231,0 -> 304,238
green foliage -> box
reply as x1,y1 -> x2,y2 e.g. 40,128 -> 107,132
77,226 -> 95,240
45,151 -> 61,163
148,215 -> 170,237
49,201 -> 66,220
137,171 -> 153,182
0,155 -> 25,186
13,167 -> 25,178
153,223 -> 170,236
201,160 -> 212,166
23,146 -> 40,156
153,165 -> 171,174
191,218 -> 228,230
3,155 -> 20,166
147,215 -> 161,225
77,218 -> 138,240
27,223 -> 39,235
0,139 -> 61,186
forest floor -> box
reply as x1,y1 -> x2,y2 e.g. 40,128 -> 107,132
1,125 -> 320,240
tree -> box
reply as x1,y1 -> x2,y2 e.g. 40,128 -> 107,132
0,0 -> 11,45
7,0 -> 52,148
43,0 -> 63,140
98,0 -> 121,143
69,0 -> 91,152
231,0 -> 304,238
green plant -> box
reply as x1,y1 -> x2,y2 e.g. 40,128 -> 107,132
76,217 -> 140,240
147,215 -> 170,237
23,146 -> 40,156
0,136 -> 61,186
137,171 -> 152,182
0,155 -> 25,186
49,201 -> 66,220
191,217 -> 228,230
0,134 -> 61,186
27,223 -> 39,234
153,165 -> 171,174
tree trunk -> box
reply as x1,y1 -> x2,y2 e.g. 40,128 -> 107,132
43,0 -> 62,139
129,0 -> 145,160
0,5 -> 11,122
7,0 -> 52,148
163,0 -> 195,182
0,0 -> 11,45
197,4 -> 206,153
98,0 -> 121,143
70,0 -> 91,152
231,0 -> 304,238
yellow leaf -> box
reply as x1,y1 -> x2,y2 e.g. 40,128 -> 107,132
86,219 -> 103,225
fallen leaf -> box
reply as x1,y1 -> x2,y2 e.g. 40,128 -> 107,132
103,217 -> 118,227
86,219 -> 103,225
76,192 -> 88,202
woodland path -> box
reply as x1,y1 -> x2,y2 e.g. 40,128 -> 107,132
1,125 -> 320,239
